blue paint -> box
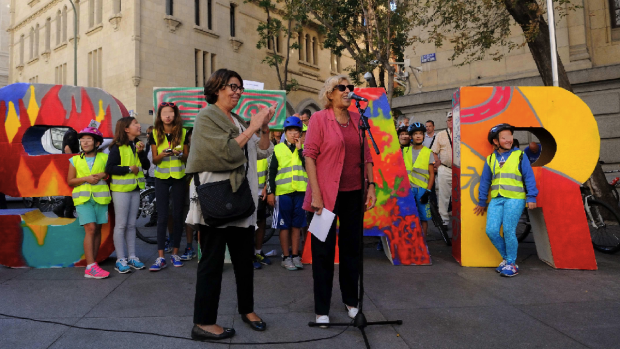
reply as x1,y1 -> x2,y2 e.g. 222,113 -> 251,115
21,221 -> 86,268
0,83 -> 30,119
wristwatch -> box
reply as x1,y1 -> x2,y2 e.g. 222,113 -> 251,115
368,181 -> 376,189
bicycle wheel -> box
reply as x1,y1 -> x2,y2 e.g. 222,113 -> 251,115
263,227 -> 276,244
612,186 -> 619,204
23,197 -> 36,208
136,188 -> 156,219
136,228 -> 157,244
38,197 -> 57,212
516,209 -> 532,242
587,199 -> 620,254
429,200 -> 451,246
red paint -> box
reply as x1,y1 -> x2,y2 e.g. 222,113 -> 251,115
0,215 -> 28,267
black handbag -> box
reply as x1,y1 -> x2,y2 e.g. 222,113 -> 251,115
192,145 -> 255,227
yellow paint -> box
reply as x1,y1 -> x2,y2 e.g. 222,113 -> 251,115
21,210 -> 74,246
16,156 -> 73,197
5,101 -> 20,143
459,144 -> 503,267
519,87 -> 599,183
26,85 -> 39,125
96,100 -> 105,123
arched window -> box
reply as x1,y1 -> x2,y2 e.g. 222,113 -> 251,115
34,24 -> 40,57
305,34 -> 310,62
62,6 -> 68,42
19,34 -> 25,64
56,10 -> 61,46
312,37 -> 318,65
29,27 -> 34,60
45,18 -> 51,51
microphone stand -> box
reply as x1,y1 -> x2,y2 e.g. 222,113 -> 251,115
308,99 -> 402,349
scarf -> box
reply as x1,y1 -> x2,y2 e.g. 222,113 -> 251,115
185,104 -> 249,192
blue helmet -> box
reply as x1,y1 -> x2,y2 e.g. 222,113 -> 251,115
407,122 -> 426,135
283,116 -> 303,130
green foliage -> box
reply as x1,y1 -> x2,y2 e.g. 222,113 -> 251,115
414,0 -> 582,65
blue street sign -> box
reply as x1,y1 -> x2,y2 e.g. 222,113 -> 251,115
421,53 -> 436,63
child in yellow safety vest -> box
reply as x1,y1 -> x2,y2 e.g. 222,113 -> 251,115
404,123 -> 435,237
67,127 -> 111,279
266,116 -> 307,271
105,117 -> 150,274
474,124 -> 538,278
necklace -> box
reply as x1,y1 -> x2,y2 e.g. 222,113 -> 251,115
336,117 -> 350,128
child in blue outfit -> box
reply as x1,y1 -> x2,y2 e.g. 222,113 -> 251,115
474,124 -> 538,277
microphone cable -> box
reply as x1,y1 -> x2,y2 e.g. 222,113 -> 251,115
0,312 -> 352,346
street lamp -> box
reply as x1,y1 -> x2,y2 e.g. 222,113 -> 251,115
546,0 -> 559,87
69,0 -> 77,86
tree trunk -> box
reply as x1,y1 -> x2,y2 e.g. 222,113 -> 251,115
505,0 -> 617,210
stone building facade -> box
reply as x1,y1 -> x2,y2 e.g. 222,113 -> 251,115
7,0 -> 353,125
0,0 -> 10,87
393,0 -> 620,169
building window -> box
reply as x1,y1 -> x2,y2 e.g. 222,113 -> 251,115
34,24 -> 39,57
29,27 -> 34,60
312,37 -> 318,65
19,35 -> 24,65
45,18 -> 51,51
88,48 -> 102,88
56,10 -> 61,46
88,0 -> 94,27
113,0 -> 122,13
96,0 -> 102,25
611,0 -> 620,28
230,4 -> 236,37
166,0 -> 174,16
62,6 -> 68,42
207,0 -> 213,30
55,63 -> 67,84
195,49 -> 216,87
305,34 -> 310,62
195,0 -> 200,26
298,32 -> 303,60
29,76 -> 39,84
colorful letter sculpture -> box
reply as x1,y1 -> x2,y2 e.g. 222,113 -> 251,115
0,83 -> 128,268
153,87 -> 287,129
355,88 -> 431,265
452,86 -> 598,269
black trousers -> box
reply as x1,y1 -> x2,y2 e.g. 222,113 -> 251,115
312,190 -> 362,315
155,177 -> 186,250
194,224 -> 254,325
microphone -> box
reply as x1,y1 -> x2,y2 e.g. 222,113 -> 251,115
347,92 -> 368,102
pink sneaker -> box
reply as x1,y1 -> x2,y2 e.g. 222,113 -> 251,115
84,264 -> 110,279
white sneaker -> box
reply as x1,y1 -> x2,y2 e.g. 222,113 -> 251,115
316,315 -> 329,328
292,256 -> 303,269
345,304 -> 358,319
281,256 -> 297,271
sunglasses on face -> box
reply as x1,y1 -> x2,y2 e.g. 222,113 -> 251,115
334,84 -> 355,92
160,102 -> 176,107
224,84 -> 245,93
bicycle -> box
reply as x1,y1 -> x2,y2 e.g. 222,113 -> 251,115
428,196 -> 451,246
516,209 -> 532,242
582,185 -> 620,254
604,169 -> 620,203
22,196 -> 64,212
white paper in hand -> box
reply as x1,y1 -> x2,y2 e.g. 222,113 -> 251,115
308,209 -> 335,242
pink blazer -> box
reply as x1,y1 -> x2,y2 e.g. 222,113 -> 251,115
302,108 -> 374,212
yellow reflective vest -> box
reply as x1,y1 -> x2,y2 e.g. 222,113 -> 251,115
403,146 -> 432,189
273,143 -> 308,195
153,129 -> 186,179
71,153 -> 111,205
110,144 -> 146,192
487,150 -> 526,200
257,159 -> 268,190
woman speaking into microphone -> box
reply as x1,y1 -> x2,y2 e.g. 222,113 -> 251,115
303,75 -> 377,327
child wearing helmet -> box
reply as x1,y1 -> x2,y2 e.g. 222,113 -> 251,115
397,125 -> 411,149
67,127 -> 111,279
474,123 -> 539,277
404,122 -> 435,236
266,116 -> 307,271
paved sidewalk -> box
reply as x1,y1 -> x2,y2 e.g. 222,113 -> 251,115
2,218 -> 620,349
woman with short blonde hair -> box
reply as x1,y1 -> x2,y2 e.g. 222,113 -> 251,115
303,75 -> 377,327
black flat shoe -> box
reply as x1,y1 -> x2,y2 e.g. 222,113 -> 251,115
191,325 -> 235,341
241,314 -> 267,331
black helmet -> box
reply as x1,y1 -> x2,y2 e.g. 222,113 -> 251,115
397,125 -> 409,135
487,123 -> 515,145
407,122 -> 426,135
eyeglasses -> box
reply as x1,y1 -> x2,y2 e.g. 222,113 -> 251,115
334,84 -> 355,92
224,84 -> 245,93
160,102 -> 176,107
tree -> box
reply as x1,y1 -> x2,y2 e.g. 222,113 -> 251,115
415,0 -> 616,207
307,0 -> 417,104
250,0 -> 308,93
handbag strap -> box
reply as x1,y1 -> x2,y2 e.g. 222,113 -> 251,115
193,144 -> 249,187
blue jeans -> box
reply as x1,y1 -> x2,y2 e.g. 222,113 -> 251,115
485,197 -> 525,264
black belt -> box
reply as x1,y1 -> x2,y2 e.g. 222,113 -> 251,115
441,164 -> 452,169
